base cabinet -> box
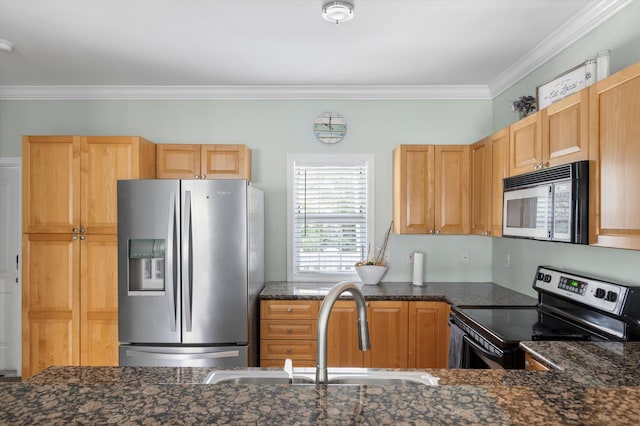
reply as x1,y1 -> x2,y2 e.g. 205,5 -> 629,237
260,299 -> 449,369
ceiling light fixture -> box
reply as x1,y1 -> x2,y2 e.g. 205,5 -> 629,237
0,39 -> 13,52
322,1 -> 354,24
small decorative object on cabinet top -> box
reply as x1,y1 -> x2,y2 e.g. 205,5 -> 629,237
314,112 -> 347,144
512,95 -> 537,120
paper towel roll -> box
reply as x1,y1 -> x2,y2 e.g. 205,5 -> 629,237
412,252 -> 424,286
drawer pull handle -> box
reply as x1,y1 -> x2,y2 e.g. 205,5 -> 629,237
286,328 -> 293,334
287,307 -> 293,313
286,348 -> 293,354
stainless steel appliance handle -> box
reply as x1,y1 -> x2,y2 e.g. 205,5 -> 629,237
462,335 -> 504,364
125,349 -> 240,360
182,190 -> 193,332
166,191 -> 177,332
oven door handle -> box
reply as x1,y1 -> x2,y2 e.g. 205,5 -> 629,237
462,335 -> 504,364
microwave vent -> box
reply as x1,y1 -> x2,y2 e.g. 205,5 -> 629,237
504,161 -> 588,190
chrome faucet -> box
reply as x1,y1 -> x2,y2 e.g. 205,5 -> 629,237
316,281 -> 370,384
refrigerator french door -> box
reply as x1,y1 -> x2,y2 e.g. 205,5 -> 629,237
117,179 -> 264,367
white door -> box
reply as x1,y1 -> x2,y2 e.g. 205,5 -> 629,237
0,159 -> 21,375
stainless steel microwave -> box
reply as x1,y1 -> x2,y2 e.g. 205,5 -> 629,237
502,161 -> 588,244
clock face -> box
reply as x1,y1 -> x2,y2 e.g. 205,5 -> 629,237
314,112 -> 347,144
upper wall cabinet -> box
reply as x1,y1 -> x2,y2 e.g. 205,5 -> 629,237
156,144 -> 251,180
393,144 -> 470,235
589,62 -> 640,250
23,136 -> 156,234
471,128 -> 509,237
509,88 -> 589,176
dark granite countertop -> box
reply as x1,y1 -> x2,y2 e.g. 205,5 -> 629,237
3,341 -> 638,425
260,281 -> 538,306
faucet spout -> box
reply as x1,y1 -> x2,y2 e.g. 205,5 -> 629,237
316,281 -> 370,384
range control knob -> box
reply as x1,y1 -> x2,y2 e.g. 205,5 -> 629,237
537,272 -> 545,281
544,274 -> 552,283
594,288 -> 606,299
605,291 -> 618,302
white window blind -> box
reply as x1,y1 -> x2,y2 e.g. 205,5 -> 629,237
288,155 -> 372,280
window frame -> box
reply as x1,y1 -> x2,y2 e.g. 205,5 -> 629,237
286,153 -> 374,282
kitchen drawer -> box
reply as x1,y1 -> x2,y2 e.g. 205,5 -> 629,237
260,340 -> 316,361
260,320 -> 316,340
260,358 -> 315,368
260,300 -> 319,320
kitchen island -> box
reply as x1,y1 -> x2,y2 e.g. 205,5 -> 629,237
1,341 -> 639,425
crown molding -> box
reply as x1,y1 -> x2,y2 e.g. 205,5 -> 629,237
488,0 -> 634,97
0,84 -> 492,101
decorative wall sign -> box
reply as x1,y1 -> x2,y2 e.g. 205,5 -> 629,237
536,61 -> 594,109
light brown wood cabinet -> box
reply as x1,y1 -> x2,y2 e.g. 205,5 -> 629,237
21,135 -> 156,379
510,89 -> 589,176
524,353 -> 549,371
471,129 -> 509,237
260,299 -> 449,369
393,144 -> 470,235
156,144 -> 251,180
408,302 -> 450,368
589,62 -> 640,250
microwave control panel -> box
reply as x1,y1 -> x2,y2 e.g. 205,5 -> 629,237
533,266 -> 627,315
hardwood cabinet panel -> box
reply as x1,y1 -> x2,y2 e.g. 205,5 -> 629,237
509,112 -> 542,176
260,340 -> 316,361
393,145 -> 435,234
156,144 -> 201,178
543,89 -> 589,168
80,235 -> 118,366
327,301 -> 364,368
408,302 -> 450,368
434,145 -> 470,235
589,62 -> 640,249
202,144 -> 251,179
490,129 -> 509,237
22,234 -> 80,378
470,138 -> 491,236
260,320 -> 316,340
525,353 -> 549,371
22,136 -> 80,234
364,301 -> 408,368
260,300 -> 318,320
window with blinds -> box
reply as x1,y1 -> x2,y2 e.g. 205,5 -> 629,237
287,155 -> 373,281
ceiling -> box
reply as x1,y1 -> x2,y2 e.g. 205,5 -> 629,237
0,0 -> 632,99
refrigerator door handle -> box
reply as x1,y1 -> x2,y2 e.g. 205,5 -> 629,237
166,191 -> 177,332
125,349 -> 241,360
182,190 -> 193,332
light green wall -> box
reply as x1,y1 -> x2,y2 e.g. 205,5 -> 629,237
0,99 -> 493,282
491,1 -> 640,295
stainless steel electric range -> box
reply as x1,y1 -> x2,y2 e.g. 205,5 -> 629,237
449,265 -> 640,369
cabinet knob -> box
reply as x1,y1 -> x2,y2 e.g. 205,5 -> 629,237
201,175 -> 206,179
286,348 -> 293,354
80,235 -> 86,240
194,174 -> 199,179
287,307 -> 293,313
72,228 -> 78,233
429,229 -> 434,234
286,328 -> 293,334
72,235 -> 78,240
436,230 -> 441,235
80,228 -> 86,233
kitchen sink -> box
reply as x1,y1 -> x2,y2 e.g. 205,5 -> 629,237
203,368 -> 439,386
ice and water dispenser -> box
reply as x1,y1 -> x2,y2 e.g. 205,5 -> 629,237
128,239 -> 165,294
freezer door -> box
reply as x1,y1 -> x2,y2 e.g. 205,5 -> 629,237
119,344 -> 248,367
181,180 -> 249,344
118,180 -> 181,344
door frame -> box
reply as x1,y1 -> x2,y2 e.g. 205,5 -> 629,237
0,157 -> 22,375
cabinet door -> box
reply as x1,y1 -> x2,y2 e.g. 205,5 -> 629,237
407,302 -> 450,368
434,145 -> 470,234
364,301 -> 408,368
326,301 -> 364,367
201,144 -> 251,180
589,63 -> 640,249
22,234 -> 80,379
22,136 -> 80,234
509,112 -> 542,176
156,144 -> 201,179
393,145 -> 434,234
470,138 -> 491,236
490,129 -> 510,237
80,235 -> 118,366
543,88 -> 589,168
81,136 -> 155,234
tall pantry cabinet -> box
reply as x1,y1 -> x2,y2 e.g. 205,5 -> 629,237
21,135 -> 156,378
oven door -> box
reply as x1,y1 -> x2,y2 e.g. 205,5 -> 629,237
503,184 -> 552,240
462,335 -> 510,369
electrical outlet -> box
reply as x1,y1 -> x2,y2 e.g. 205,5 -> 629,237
461,252 -> 469,263
407,251 -> 414,264
504,254 -> 511,269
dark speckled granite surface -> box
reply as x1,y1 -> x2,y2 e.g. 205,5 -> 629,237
260,281 -> 538,306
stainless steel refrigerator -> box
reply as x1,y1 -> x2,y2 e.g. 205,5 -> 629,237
117,179 -> 264,367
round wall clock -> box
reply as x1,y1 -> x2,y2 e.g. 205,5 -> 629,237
314,112 -> 347,144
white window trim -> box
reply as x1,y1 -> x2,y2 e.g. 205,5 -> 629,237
286,153 -> 374,282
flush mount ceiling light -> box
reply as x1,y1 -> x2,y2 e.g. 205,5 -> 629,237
0,39 -> 13,52
322,1 -> 354,24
